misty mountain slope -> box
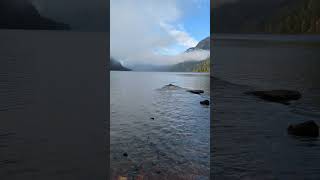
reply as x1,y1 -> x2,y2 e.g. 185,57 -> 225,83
266,0 -> 320,33
168,58 -> 210,72
110,58 -> 131,71
167,36 -> 210,72
186,37 -> 210,52
0,0 -> 69,30
213,0 -> 320,34
128,36 -> 210,72
169,61 -> 201,72
192,58 -> 210,72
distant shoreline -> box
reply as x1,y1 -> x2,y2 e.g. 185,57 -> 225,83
213,33 -> 320,43
110,70 -> 210,74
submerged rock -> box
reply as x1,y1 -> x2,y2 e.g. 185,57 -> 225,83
123,152 -> 128,157
187,90 -> 204,94
200,100 -> 210,105
245,90 -> 301,104
288,121 -> 319,137
161,84 -> 181,90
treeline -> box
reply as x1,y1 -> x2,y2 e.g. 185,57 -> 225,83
166,58 -> 210,73
192,58 -> 210,72
213,0 -> 320,34
265,0 -> 320,34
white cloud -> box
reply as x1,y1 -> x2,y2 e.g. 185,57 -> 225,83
162,49 -> 210,65
160,22 -> 198,48
111,0 -> 208,65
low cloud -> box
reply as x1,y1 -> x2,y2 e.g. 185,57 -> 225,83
157,50 -> 210,65
124,49 -> 210,67
160,22 -> 198,48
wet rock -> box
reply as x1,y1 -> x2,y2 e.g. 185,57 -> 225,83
200,100 -> 210,105
161,84 -> 181,90
245,90 -> 301,104
123,152 -> 128,157
187,90 -> 204,94
165,84 -> 177,88
150,117 -> 154,120
288,121 -> 319,137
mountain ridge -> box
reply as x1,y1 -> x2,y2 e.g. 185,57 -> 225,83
186,37 -> 210,52
110,58 -> 131,71
0,0 -> 70,30
165,36 -> 211,72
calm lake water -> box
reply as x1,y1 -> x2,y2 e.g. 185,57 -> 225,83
110,71 -> 210,179
212,35 -> 320,179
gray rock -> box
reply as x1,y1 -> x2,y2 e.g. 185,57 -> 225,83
200,100 -> 210,105
288,121 -> 319,137
187,90 -> 204,94
161,84 -> 181,90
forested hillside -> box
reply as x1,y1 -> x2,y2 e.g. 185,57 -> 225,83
192,58 -> 210,72
213,0 -> 320,34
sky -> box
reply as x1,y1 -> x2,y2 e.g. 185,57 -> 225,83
29,0 -> 236,32
110,0 -> 210,66
29,0 -> 210,66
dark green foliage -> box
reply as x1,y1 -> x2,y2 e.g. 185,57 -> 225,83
167,57 -> 210,72
169,61 -> 201,72
265,0 -> 320,34
213,0 -> 320,34
192,58 -> 210,72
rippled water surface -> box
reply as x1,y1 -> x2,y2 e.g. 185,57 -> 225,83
212,36 -> 320,179
110,71 -> 210,179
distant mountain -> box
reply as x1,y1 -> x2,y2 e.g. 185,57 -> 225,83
179,36 -> 210,72
164,36 -> 210,72
129,36 -> 210,72
186,37 -> 210,52
0,0 -> 69,30
213,0 -> 320,34
110,58 -> 131,71
169,61 -> 202,72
